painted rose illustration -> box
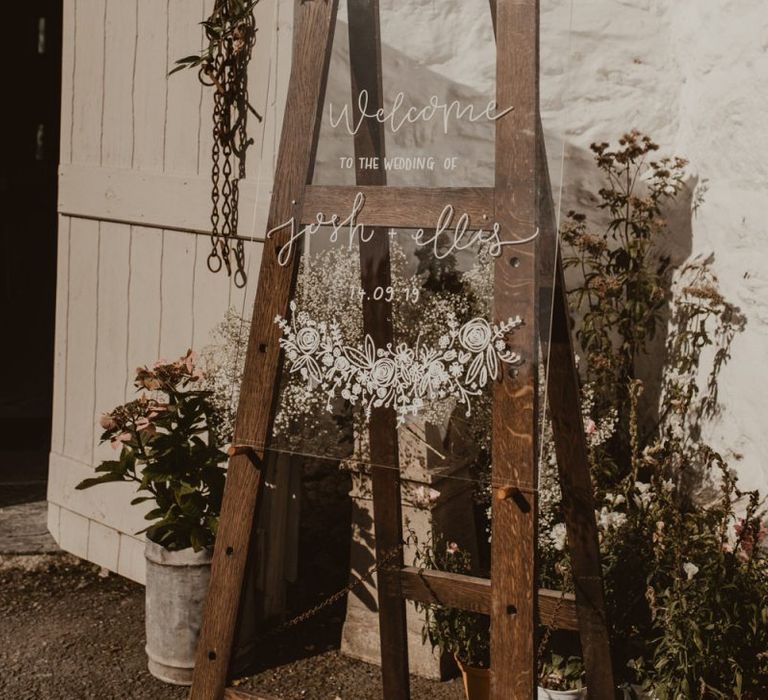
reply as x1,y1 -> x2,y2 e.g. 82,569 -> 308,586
459,318 -> 492,353
275,301 -> 523,424
295,326 -> 321,354
371,358 -> 397,387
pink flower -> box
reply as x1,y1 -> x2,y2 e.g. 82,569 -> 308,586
446,542 -> 460,555
179,349 -> 196,374
735,518 -> 768,559
584,418 -> 597,436
99,413 -> 116,430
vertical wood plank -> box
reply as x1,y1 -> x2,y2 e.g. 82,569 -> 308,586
192,239 -> 232,350
166,0 -> 205,175
70,0 -> 106,165
63,219 -> 100,465
133,1 -> 169,172
59,0 -> 76,166
190,1 -> 339,697
127,226 -> 163,369
347,0 -> 410,697
159,230 -> 196,358
102,0 -> 137,168
491,0 -> 539,698
93,222 -> 131,463
51,216 -> 72,455
198,0 -> 216,176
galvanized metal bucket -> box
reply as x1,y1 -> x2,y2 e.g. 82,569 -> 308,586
144,540 -> 212,686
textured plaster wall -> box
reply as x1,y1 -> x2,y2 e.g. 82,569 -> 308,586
540,0 -> 768,494
321,0 -> 768,493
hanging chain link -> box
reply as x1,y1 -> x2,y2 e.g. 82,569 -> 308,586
536,572 -> 570,684
251,545 -> 403,645
199,0 -> 259,288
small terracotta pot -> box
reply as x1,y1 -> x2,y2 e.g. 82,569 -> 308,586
455,656 -> 490,700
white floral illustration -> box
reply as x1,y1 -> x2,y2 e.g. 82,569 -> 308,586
275,302 -> 523,424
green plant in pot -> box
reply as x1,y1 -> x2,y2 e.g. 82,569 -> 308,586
412,534 -> 490,700
538,653 -> 587,699
77,350 -> 228,685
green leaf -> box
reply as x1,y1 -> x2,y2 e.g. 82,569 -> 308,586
75,473 -> 127,490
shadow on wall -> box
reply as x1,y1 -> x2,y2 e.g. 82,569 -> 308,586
557,140 -> 701,431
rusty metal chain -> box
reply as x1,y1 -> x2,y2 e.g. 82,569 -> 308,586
258,545 -> 403,643
536,574 -> 570,683
199,0 -> 259,288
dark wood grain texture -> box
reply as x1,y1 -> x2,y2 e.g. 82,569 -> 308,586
347,0 -> 410,698
398,568 -> 579,630
490,0 -> 616,690
189,2 -> 340,698
300,185 -> 495,228
491,0 -> 540,698
537,137 -> 617,698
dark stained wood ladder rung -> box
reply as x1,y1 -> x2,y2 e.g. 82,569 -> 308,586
396,567 -> 579,630
300,185 -> 495,228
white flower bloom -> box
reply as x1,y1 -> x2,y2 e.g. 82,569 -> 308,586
598,507 -> 627,531
633,481 -> 654,508
550,523 -> 567,551
411,486 -> 441,508
683,562 -> 699,580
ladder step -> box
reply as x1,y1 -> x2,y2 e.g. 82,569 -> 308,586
397,567 -> 578,630
301,185 -> 495,229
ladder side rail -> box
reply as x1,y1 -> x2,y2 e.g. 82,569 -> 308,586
536,133 -> 617,698
347,0 -> 411,697
491,0 -> 541,697
190,2 -> 340,697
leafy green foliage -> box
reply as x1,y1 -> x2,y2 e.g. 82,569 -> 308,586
544,131 -> 768,697
410,533 -> 490,669
169,0 -> 261,76
76,351 -> 227,552
539,653 -> 586,691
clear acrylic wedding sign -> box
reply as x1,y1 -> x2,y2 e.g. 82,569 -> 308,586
225,5 -> 556,491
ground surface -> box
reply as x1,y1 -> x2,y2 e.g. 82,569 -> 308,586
0,554 -> 465,700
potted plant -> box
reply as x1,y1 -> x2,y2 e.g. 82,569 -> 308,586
538,653 -> 587,699
411,535 -> 490,699
77,350 -> 227,685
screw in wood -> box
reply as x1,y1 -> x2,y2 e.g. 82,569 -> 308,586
258,342 -> 268,353
208,651 -> 217,661
225,546 -> 234,556
506,604 -> 518,616
509,256 -> 520,268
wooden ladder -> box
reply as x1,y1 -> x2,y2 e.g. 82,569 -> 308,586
189,0 -> 616,698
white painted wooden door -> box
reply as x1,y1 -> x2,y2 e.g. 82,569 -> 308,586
49,0 -> 292,583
